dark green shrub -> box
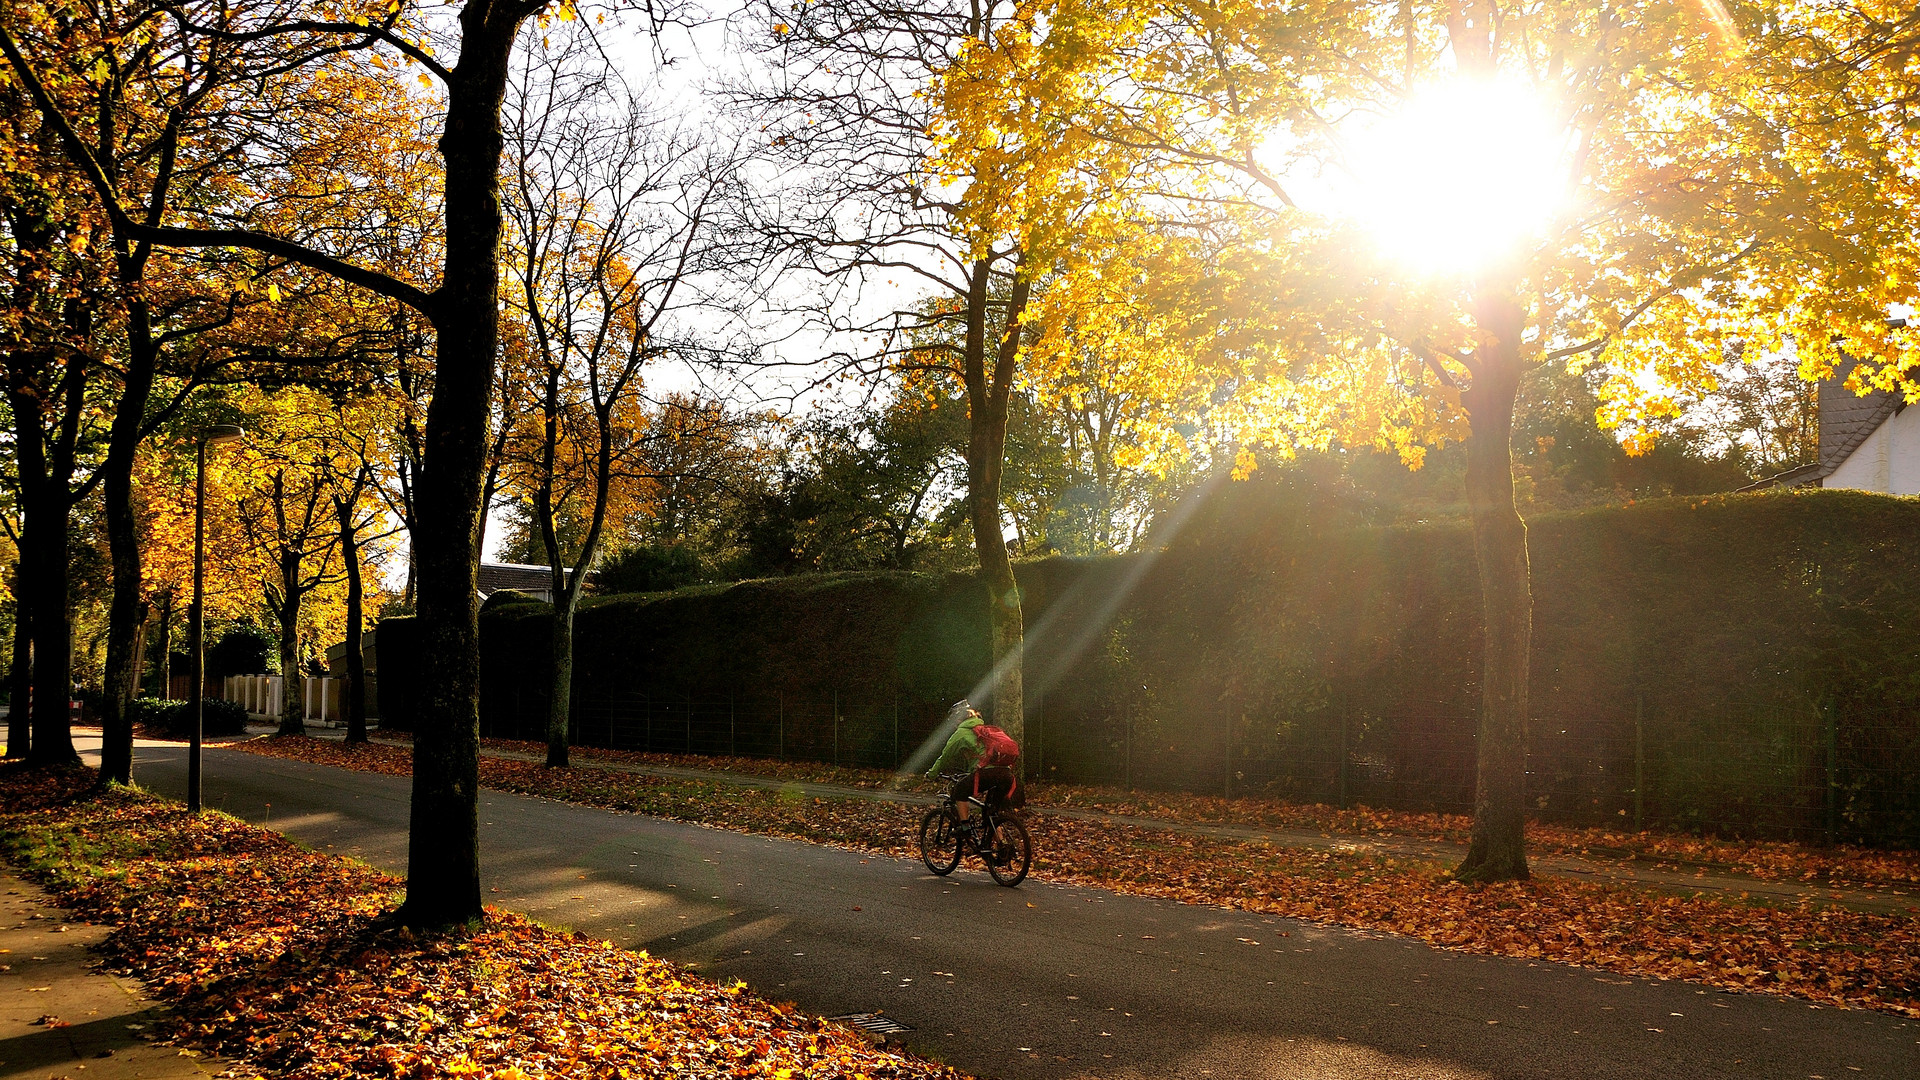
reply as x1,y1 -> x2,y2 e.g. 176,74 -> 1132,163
208,623 -> 277,677
381,489 -> 1920,845
154,698 -> 250,737
595,542 -> 706,594
129,698 -> 183,728
481,589 -> 546,613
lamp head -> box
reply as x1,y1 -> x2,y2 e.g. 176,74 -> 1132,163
201,424 -> 245,445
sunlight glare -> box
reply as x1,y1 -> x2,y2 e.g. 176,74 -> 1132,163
1336,79 -> 1571,277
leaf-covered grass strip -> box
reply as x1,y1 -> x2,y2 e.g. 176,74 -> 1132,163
0,761 -> 966,1080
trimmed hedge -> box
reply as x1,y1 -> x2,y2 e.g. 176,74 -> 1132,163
134,696 -> 251,737
379,488 -> 1920,844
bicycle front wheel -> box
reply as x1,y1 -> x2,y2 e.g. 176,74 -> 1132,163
985,816 -> 1032,887
920,807 -> 961,876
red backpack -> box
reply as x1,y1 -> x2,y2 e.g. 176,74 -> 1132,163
973,723 -> 1021,768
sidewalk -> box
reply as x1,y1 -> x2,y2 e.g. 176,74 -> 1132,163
0,868 -> 208,1080
333,732 -> 1915,916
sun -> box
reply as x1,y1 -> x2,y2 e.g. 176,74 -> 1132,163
1326,78 -> 1573,277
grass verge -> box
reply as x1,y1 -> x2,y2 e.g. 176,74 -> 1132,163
0,760 -> 965,1080
237,735 -> 1920,1017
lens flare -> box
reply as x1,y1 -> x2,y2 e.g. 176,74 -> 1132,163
1333,78 -> 1573,277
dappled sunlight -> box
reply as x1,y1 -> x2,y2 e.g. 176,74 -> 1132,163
1100,1030 -> 1497,1080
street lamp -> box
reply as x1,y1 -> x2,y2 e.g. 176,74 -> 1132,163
188,424 -> 244,813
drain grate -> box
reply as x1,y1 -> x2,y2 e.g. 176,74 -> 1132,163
832,1013 -> 914,1035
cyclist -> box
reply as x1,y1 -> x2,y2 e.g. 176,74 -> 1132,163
925,699 -> 1020,833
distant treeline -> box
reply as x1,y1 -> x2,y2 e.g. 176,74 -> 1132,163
381,485 -> 1920,844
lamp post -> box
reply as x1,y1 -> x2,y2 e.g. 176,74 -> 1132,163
188,424 -> 244,813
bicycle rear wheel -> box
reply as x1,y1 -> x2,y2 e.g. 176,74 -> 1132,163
985,816 -> 1032,886
920,807 -> 961,876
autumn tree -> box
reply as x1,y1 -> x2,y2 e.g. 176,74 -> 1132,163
944,0 -> 1920,878
740,0 -> 1141,755
0,33 -> 116,766
0,0 -> 696,923
0,0 -> 439,782
231,393 -> 351,735
498,25 -> 759,766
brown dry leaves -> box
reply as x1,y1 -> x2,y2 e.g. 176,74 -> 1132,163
235,736 -> 1920,1016
0,761 -> 965,1080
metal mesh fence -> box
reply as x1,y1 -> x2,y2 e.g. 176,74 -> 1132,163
1033,697 -> 1920,846
523,690 -> 951,774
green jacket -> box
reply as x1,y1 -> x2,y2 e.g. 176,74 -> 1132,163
926,715 -> 985,777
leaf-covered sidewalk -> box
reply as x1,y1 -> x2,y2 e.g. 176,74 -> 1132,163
0,762 -> 967,1080
235,734 -> 1920,1017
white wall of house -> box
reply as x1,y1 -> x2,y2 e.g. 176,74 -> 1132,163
1826,404 -> 1920,495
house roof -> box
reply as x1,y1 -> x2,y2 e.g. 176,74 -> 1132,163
1740,348 -> 1906,492
476,562 -> 568,596
1818,354 -> 1904,475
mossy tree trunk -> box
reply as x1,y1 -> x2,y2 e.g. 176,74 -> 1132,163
1453,294 -> 1534,884
961,256 -> 1031,770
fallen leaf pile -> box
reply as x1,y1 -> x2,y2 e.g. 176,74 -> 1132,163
1035,789 -> 1920,890
0,761 -> 966,1080
235,735 -> 1920,1016
310,731 -> 1920,889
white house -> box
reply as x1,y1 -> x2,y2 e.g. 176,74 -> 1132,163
1749,352 -> 1920,496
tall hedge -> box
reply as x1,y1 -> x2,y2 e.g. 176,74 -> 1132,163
379,488 -> 1920,844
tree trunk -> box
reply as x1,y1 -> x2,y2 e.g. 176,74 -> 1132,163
341,508 -> 368,744
99,295 -> 161,785
401,8 -> 529,929
545,595 -> 574,767
24,497 -> 77,766
1453,295 -> 1533,884
276,554 -> 306,737
154,591 -> 172,701
129,613 -> 148,700
5,577 -> 28,759
961,258 -> 1030,770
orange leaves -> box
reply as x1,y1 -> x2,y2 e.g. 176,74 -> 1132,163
0,766 -> 967,1080
226,738 -> 1920,1016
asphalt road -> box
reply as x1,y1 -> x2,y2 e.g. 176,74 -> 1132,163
80,736 -> 1919,1080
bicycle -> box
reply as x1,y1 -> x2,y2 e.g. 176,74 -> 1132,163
919,772 -> 1032,886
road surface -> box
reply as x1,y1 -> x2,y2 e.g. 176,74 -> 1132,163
74,736 -> 1920,1080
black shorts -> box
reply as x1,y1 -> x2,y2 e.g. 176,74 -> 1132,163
952,766 -> 1020,811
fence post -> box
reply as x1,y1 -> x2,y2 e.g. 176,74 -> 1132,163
644,691 -> 651,754
1338,707 -> 1350,810
1224,716 -> 1234,800
777,693 -> 784,760
833,689 -> 840,767
1633,690 -> 1645,832
730,692 -> 736,758
1124,713 -> 1133,791
893,694 -> 900,770
686,689 -> 693,755
1824,699 -> 1839,846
